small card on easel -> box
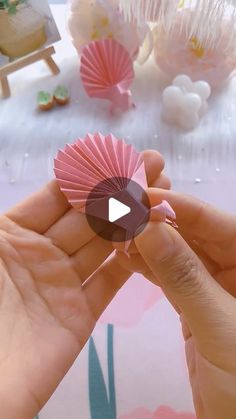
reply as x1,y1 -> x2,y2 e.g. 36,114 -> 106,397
0,0 -> 60,65
0,0 -> 61,98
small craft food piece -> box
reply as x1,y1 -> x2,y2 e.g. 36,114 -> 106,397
162,74 -> 211,130
37,91 -> 54,111
53,85 -> 70,106
80,39 -> 135,112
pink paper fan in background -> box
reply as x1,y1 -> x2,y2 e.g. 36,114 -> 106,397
80,39 -> 135,112
54,133 -> 176,248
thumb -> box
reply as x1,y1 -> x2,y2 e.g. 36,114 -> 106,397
135,222 -> 236,355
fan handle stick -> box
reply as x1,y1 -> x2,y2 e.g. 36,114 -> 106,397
108,85 -> 136,114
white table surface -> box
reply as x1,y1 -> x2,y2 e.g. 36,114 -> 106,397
0,5 -> 236,419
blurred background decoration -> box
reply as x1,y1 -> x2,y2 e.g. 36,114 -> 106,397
68,0 -> 236,89
119,0 -> 236,50
0,0 -> 27,15
0,0 -> 47,59
68,0 -> 153,65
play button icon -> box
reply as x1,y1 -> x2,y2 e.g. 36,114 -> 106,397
108,198 -> 131,223
85,176 -> 151,242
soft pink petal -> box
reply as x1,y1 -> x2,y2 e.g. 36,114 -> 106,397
119,406 -> 195,419
99,273 -> 163,327
154,406 -> 196,419
119,407 -> 154,419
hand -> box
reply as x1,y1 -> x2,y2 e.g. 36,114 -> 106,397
120,189 -> 236,419
0,151 -> 169,419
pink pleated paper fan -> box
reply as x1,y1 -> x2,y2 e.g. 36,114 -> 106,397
54,133 -> 144,207
54,133 -> 176,248
80,39 -> 135,112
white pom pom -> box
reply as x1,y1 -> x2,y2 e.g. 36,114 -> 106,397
179,111 -> 200,130
173,74 -> 192,92
193,81 -> 211,100
183,93 -> 202,113
199,101 -> 208,116
162,74 -> 211,131
162,86 -> 183,108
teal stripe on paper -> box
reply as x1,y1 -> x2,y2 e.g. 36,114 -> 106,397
89,336 -> 113,419
107,324 -> 116,419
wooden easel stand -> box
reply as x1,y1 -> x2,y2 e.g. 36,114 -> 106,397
0,46 -> 60,99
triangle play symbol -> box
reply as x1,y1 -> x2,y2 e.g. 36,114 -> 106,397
108,197 -> 131,223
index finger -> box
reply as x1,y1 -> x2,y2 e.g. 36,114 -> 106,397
6,150 -> 166,235
148,188 -> 236,243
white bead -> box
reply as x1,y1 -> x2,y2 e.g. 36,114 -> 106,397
199,101 -> 208,116
193,81 -> 211,100
162,86 -> 183,108
173,74 -> 192,91
183,93 -> 202,113
162,74 -> 211,131
179,111 -> 199,130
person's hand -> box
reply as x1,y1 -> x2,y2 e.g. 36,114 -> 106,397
118,189 -> 236,419
0,151 -> 169,419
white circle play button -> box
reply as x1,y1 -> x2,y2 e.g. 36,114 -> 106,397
85,176 -> 150,242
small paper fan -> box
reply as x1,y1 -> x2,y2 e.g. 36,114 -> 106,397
80,39 -> 135,112
54,133 -> 177,247
54,133 -> 143,208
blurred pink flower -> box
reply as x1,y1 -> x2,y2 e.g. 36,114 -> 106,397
119,405 -> 196,419
153,9 -> 236,88
99,273 -> 163,327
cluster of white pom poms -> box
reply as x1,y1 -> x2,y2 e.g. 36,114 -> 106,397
162,75 -> 211,130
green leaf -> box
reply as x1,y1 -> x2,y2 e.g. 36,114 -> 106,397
0,0 -> 8,8
8,4 -> 17,14
107,324 -> 116,419
89,337 -> 113,419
